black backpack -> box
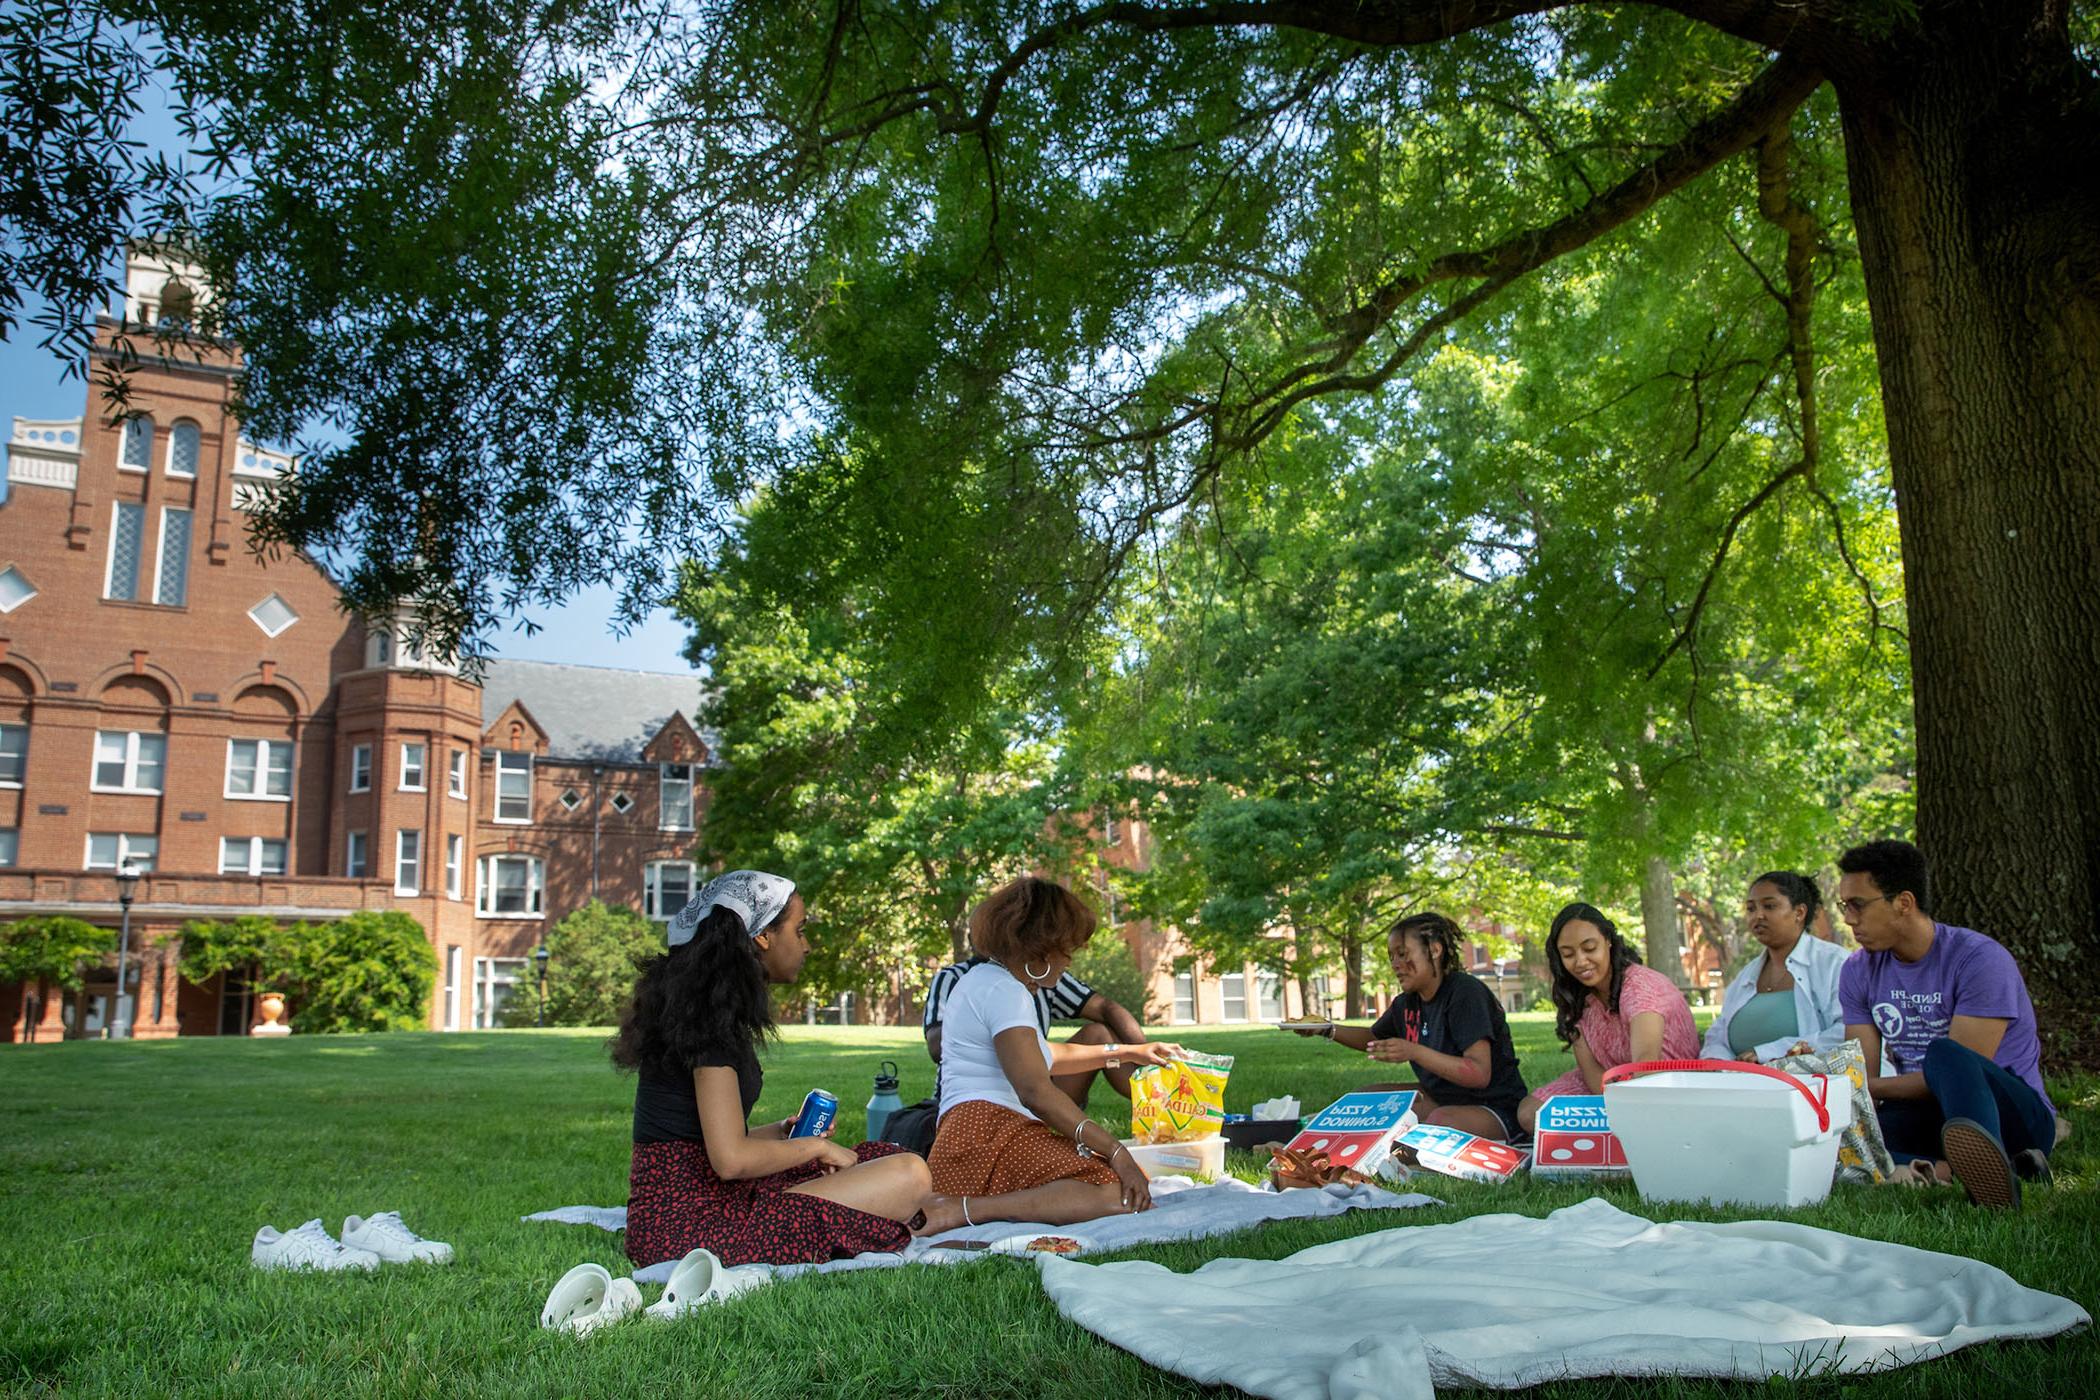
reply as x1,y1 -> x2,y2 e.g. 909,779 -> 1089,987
878,1096 -> 940,1156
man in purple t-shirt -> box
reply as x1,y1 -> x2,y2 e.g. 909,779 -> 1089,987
1835,839 -> 2055,1209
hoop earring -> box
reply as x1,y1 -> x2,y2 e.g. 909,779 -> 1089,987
1023,961 -> 1052,982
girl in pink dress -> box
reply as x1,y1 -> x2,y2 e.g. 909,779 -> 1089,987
1517,902 -> 1699,1133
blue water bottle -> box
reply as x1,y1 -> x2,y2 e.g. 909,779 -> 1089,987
865,1059 -> 903,1142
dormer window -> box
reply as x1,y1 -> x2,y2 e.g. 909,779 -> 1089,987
660,763 -> 694,831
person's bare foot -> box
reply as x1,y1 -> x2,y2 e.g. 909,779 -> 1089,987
912,1195 -> 971,1236
1889,1159 -> 1953,1187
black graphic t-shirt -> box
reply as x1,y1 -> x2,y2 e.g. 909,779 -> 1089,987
1369,970 -> 1527,1112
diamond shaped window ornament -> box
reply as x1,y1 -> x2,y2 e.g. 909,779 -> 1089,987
610,793 -> 634,814
249,593 -> 299,637
0,566 -> 35,613
559,788 -> 582,811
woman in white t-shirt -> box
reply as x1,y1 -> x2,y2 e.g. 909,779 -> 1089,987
917,877 -> 1185,1233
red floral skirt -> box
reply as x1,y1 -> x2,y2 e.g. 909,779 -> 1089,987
625,1138 -> 913,1268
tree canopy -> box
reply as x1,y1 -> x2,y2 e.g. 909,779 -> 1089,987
8,0 -> 2096,1057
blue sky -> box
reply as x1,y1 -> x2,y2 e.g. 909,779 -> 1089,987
2,333 -> 703,675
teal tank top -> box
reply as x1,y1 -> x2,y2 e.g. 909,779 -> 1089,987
1727,990 -> 1800,1055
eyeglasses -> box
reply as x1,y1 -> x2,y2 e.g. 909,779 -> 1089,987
1837,894 -> 1890,918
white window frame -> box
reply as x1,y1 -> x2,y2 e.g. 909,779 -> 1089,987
104,500 -> 146,600
92,730 -> 165,793
1219,971 -> 1249,1023
472,955 -> 526,1029
85,832 -> 157,871
165,419 -> 201,478
444,945 -> 463,1031
399,741 -> 427,792
119,415 -> 153,472
1104,814 -> 1120,846
644,860 -> 697,921
659,762 -> 694,831
153,505 -> 191,607
1172,971 -> 1196,1025
395,829 -> 422,895
219,836 -> 288,876
448,748 -> 468,798
445,834 -> 463,900
1256,972 -> 1284,1022
0,828 -> 17,868
349,743 -> 372,792
346,829 -> 369,879
494,751 -> 532,824
476,853 -> 545,918
0,722 -> 26,787
224,737 -> 293,800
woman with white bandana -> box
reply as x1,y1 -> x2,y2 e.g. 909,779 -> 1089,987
612,870 -> 933,1267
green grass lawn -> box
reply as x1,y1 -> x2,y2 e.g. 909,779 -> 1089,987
3,1017 -> 2094,1398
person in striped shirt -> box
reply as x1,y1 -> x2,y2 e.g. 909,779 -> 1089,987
923,954 -> 1151,1110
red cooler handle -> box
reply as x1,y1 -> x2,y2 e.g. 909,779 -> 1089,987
1601,1059 -> 1831,1133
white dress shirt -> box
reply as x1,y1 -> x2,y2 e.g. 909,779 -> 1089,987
1701,932 -> 1854,1063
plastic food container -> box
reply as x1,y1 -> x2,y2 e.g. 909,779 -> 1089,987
1601,1060 -> 1842,1209
1120,1136 -> 1226,1179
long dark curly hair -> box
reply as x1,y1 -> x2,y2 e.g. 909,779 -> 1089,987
1545,902 -> 1642,1047
610,906 -> 778,1079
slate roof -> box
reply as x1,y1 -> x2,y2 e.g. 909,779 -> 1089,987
478,658 -> 714,764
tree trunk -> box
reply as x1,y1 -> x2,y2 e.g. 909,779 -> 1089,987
1831,18 -> 2100,1067
1638,855 -> 1689,991
1341,927 -> 1364,1018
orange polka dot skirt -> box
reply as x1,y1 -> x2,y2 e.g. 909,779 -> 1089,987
928,1099 -> 1120,1196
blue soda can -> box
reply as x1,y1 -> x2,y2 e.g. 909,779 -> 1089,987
790,1089 -> 838,1139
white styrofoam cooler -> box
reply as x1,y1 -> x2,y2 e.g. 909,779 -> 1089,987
1601,1060 -> 1842,1209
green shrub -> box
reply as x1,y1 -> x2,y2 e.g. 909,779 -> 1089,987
177,911 -> 435,1033
0,916 -> 116,989
1058,934 -> 1165,1027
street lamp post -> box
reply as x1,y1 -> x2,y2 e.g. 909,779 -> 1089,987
534,942 -> 550,1028
110,862 -> 142,1040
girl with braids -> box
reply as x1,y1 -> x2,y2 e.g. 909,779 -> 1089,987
1700,871 -> 1854,1064
613,870 -> 932,1268
1295,911 -> 1529,1141
1516,902 -> 1698,1133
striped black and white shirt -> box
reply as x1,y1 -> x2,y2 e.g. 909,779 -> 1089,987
922,956 -> 1093,1037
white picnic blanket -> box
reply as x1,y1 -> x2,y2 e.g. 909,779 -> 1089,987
525,1176 -> 1442,1284
1036,1198 -> 2090,1399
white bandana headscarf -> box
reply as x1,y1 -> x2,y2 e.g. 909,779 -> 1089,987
666,869 -> 797,947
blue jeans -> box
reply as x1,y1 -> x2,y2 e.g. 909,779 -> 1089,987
1874,1037 -> 2056,1164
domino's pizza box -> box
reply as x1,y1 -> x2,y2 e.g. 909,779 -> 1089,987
1530,1094 -> 1630,1178
1394,1124 -> 1528,1183
1277,1090 -> 1418,1178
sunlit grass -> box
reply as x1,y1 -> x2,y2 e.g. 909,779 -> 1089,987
2,1019 -> 2092,1396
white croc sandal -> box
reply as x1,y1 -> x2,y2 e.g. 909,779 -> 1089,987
644,1248 -> 770,1320
540,1263 -> 643,1335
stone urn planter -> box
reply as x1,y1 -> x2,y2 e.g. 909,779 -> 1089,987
253,991 -> 292,1036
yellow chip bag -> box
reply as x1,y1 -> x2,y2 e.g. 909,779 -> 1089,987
1128,1050 -> 1235,1143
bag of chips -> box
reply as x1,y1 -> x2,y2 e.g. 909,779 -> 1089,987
1128,1050 -> 1235,1143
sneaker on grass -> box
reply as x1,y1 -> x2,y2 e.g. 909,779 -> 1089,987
342,1212 -> 454,1264
252,1220 -> 381,1272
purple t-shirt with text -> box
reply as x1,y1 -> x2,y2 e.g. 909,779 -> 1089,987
1838,923 -> 2047,1103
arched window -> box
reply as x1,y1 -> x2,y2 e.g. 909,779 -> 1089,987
158,279 -> 196,327
167,420 -> 201,477
120,416 -> 154,472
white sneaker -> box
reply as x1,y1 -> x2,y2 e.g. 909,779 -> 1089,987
342,1211 -> 454,1264
252,1219 -> 381,1272
540,1262 -> 643,1336
643,1248 -> 771,1320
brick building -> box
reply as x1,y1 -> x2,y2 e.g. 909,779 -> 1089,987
0,249 -> 710,1039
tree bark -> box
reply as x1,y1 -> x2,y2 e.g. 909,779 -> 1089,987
1830,12 -> 2100,1067
1638,855 -> 1690,991
1341,926 -> 1365,1018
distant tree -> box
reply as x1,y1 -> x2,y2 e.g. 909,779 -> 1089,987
499,900 -> 657,1028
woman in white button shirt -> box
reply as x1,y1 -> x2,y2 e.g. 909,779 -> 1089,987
1702,871 -> 1852,1063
